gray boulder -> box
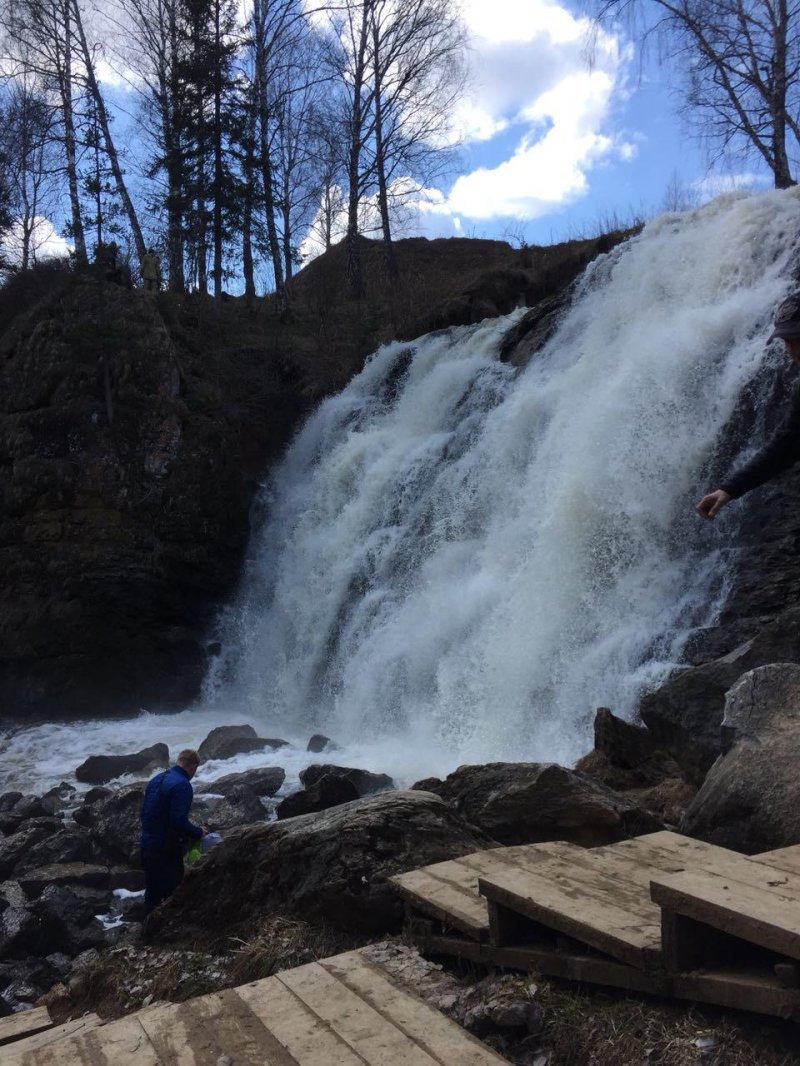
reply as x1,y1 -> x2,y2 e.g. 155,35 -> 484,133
17,863 -> 112,900
299,764 -> 394,797
276,775 -> 359,819
0,826 -> 53,879
144,790 -> 494,944
0,880 -> 42,958
682,663 -> 800,852
196,766 -> 285,798
75,784 -> 145,864
197,725 -> 288,763
419,762 -> 662,846
640,607 -> 800,783
192,787 -> 267,831
12,828 -> 94,876
307,734 -> 339,753
75,743 -> 169,785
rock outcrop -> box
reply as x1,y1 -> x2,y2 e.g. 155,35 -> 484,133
682,663 -> 800,852
299,764 -> 394,797
144,790 -> 494,944
75,744 -> 169,785
412,763 -> 663,846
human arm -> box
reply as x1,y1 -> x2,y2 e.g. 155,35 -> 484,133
718,385 -> 800,500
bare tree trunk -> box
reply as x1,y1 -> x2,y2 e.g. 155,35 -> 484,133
60,0 -> 87,264
212,0 -> 223,298
71,0 -> 147,260
345,0 -> 371,298
771,0 -> 794,187
371,13 -> 396,279
166,2 -> 185,291
242,102 -> 257,302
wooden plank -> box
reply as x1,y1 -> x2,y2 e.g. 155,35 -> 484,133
277,961 -> 443,1066
411,932 -> 668,995
673,969 -> 800,1020
651,866 -> 800,960
3,1015 -> 156,1066
138,988 -> 289,1066
235,973 -> 371,1066
391,868 -> 489,939
321,951 -> 509,1066
0,1006 -> 54,1047
755,845 -> 800,877
454,841 -> 585,876
479,863 -> 661,970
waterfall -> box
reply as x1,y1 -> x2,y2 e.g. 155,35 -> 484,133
207,190 -> 800,775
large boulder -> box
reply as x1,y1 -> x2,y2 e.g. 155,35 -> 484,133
196,767 -> 285,798
640,608 -> 800,783
11,828 -> 93,876
17,863 -> 111,900
417,763 -> 662,846
73,785 -> 145,865
0,826 -> 53,880
192,788 -> 267,831
682,663 -> 800,852
276,775 -> 359,819
299,764 -> 394,797
144,790 -> 494,944
197,725 -> 287,763
75,744 -> 169,785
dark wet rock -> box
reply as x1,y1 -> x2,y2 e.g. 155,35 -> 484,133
75,743 -> 169,785
411,776 -> 444,794
75,785 -> 145,865
306,734 -> 339,754
197,725 -> 286,763
42,783 -> 77,810
12,828 -> 94,876
427,763 -> 663,846
33,885 -> 108,954
196,767 -> 285,798
145,790 -> 494,944
300,764 -> 394,797
276,775 -> 359,819
0,792 -> 22,812
11,794 -> 59,820
111,867 -> 145,892
83,786 -> 113,805
17,863 -> 111,900
498,292 -> 568,367
640,607 -> 800,783
0,880 -> 42,957
461,974 -> 543,1037
45,952 -> 73,980
193,787 -> 267,831
0,826 -> 52,879
574,708 -> 681,792
682,664 -> 800,852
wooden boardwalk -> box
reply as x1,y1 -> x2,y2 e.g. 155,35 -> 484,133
1,950 -> 510,1065
392,831 -> 800,1019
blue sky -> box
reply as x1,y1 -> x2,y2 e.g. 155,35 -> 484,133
389,0 -> 773,248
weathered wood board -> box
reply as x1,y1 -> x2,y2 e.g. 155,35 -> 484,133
5,951 -> 510,1066
0,1006 -> 54,1047
651,863 -> 800,961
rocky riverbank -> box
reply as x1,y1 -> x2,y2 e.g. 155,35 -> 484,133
4,669 -> 800,1062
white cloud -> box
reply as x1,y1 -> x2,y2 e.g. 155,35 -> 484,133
418,0 -> 632,222
1,218 -> 71,266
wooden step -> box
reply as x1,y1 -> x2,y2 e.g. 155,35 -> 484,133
651,862 -> 800,963
390,841 -> 584,941
0,1006 -> 54,1048
754,844 -> 800,877
479,852 -> 663,970
6,951 -> 510,1065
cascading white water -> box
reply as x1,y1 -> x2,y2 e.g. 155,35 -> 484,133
204,190 -> 800,775
5,190 -> 800,796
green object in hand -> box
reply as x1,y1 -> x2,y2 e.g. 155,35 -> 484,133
186,840 -> 203,865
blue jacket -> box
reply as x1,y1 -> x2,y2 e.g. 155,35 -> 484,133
140,766 -> 203,856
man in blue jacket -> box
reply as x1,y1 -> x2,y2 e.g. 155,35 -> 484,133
140,748 -> 206,915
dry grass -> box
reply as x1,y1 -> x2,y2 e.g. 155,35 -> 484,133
533,981 -> 800,1066
227,915 -> 358,985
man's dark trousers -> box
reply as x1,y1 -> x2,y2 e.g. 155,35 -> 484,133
142,850 -> 184,915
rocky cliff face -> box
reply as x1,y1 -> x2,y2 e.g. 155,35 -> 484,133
1,233 -> 627,723
0,273 -> 303,721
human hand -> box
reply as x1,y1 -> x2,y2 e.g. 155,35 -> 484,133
201,826 -> 209,837
696,489 -> 731,520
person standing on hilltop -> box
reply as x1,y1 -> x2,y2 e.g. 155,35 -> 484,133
697,295 -> 800,520
140,247 -> 161,293
140,748 -> 206,916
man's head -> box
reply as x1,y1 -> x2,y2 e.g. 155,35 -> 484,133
176,749 -> 200,778
769,295 -> 800,364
